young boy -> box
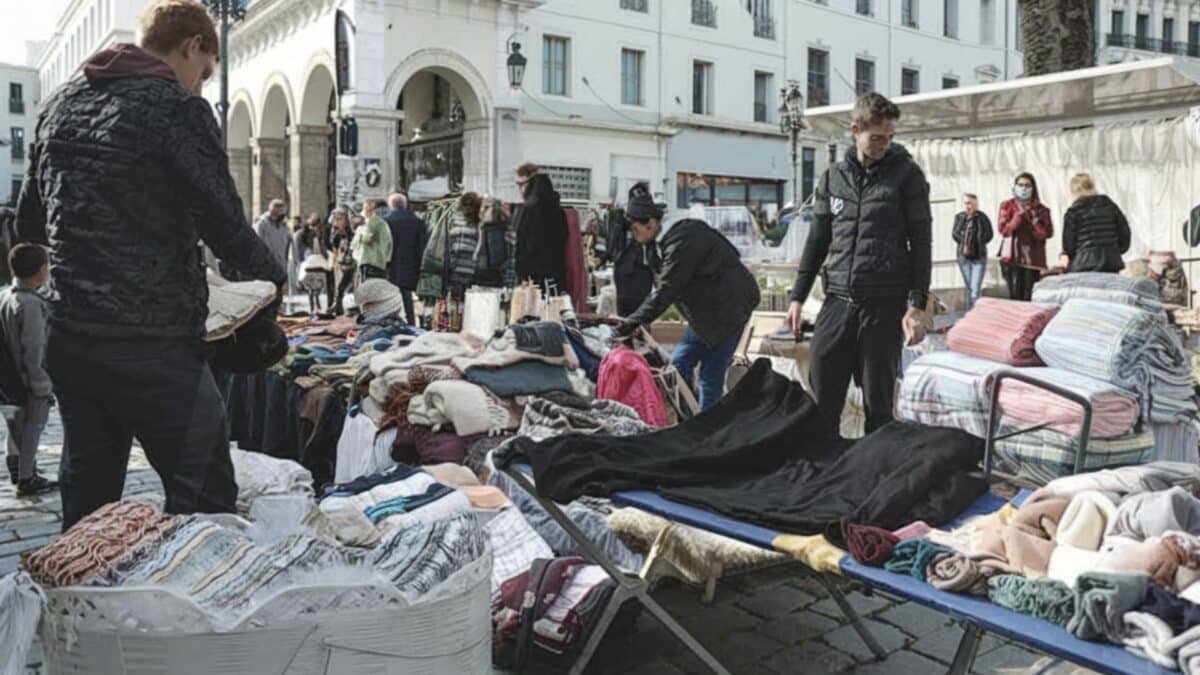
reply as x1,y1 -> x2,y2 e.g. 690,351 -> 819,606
0,244 -> 57,496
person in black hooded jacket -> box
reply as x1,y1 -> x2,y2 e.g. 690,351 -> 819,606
14,1 -> 285,529
513,165 -> 568,292
615,183 -> 760,410
1062,173 -> 1130,273
786,92 -> 932,439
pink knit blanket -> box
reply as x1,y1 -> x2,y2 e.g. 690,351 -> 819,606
597,348 -> 667,427
947,298 -> 1060,366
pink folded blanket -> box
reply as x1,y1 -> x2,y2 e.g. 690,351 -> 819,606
947,298 -> 1060,366
997,368 -> 1140,439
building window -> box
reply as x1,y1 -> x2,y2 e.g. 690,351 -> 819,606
980,0 -> 995,45
753,71 -> 773,122
620,0 -> 648,11
750,0 -> 776,39
901,0 -> 918,28
807,48 -> 829,107
1015,8 -> 1022,50
856,0 -> 872,16
676,172 -> 783,210
1111,10 -> 1125,35
541,166 -> 592,201
1163,18 -> 1175,46
855,59 -> 875,96
692,61 -> 713,114
944,0 -> 958,38
621,49 -> 644,106
901,67 -> 920,95
801,148 -> 816,201
942,76 -> 958,89
1135,13 -> 1151,49
8,83 -> 23,115
692,0 -> 717,28
542,36 -> 569,96
1190,21 -> 1200,57
10,128 -> 24,161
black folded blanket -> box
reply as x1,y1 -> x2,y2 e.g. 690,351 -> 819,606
499,358 -> 986,544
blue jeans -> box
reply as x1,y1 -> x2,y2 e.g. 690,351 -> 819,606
957,255 -> 986,311
671,326 -> 740,411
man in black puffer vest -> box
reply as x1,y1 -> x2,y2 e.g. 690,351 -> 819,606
786,93 -> 932,439
15,0 -> 286,529
615,183 -> 760,410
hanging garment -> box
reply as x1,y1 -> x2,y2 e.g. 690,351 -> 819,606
499,359 -> 987,540
596,347 -> 667,427
563,208 -> 588,314
446,211 -> 480,296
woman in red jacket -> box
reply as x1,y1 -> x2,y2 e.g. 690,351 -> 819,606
997,172 -> 1054,301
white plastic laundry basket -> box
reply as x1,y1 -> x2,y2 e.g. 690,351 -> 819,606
39,551 -> 493,675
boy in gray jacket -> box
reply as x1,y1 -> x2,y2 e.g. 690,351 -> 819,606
0,244 -> 56,496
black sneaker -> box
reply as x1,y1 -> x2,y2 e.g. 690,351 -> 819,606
6,456 -> 17,483
17,474 -> 58,497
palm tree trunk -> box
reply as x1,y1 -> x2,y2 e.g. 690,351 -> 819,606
1021,0 -> 1095,76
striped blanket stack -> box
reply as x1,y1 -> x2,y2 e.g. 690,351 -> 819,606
1032,273 -> 1167,322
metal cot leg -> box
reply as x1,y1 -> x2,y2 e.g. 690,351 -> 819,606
815,574 -> 889,661
949,622 -> 985,675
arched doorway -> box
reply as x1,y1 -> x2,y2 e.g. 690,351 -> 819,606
385,50 -> 492,203
298,63 -> 337,217
227,98 -> 254,223
257,81 -> 292,216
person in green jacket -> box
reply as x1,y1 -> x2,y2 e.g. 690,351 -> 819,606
352,199 -> 393,282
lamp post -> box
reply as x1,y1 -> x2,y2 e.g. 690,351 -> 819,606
201,0 -> 247,147
506,40 -> 527,89
778,79 -> 806,209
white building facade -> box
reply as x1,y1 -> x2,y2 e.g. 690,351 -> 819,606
1095,0 -> 1200,64
187,0 -> 1024,217
37,0 -> 142,96
1,63 -> 40,206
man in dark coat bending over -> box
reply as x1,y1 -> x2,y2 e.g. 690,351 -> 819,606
785,92 -> 932,439
615,183 -> 760,410
15,0 -> 286,529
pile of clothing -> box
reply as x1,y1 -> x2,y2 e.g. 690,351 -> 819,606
857,463 -> 1200,673
901,273 -> 1197,482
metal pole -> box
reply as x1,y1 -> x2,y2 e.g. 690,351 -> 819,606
790,127 -> 800,207
218,0 -> 230,146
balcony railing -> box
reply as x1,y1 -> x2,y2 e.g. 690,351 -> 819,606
620,0 -> 648,12
692,0 -> 717,27
8,98 -> 23,115
754,14 -> 776,39
1107,32 -> 1199,56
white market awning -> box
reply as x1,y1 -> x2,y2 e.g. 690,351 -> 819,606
804,57 -> 1200,140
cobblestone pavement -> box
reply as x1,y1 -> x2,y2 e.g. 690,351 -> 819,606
3,415 -> 1096,674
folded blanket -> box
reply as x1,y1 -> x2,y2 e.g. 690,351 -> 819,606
993,428 -> 1155,486
1035,299 -> 1199,426
1029,461 -> 1200,504
996,367 -> 1140,439
987,574 -> 1075,628
230,450 -> 314,517
1001,496 -> 1069,577
408,380 -> 520,437
1056,491 -> 1118,551
927,553 -> 989,595
842,522 -> 899,566
519,394 -> 649,442
883,538 -> 953,582
1108,487 -> 1200,544
946,298 -> 1059,366
1067,571 -> 1150,642
898,351 -> 1005,437
487,506 -> 555,592
369,332 -> 478,377
465,361 -> 575,398
771,534 -> 845,575
1032,272 -> 1167,321
1122,612 -> 1200,671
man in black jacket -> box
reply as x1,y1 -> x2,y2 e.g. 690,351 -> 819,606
786,93 -> 931,438
616,184 -> 760,410
383,192 -> 427,324
15,0 -> 286,529
513,164 -> 568,293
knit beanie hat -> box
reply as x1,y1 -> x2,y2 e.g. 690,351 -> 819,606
354,279 -> 404,320
626,182 -> 665,223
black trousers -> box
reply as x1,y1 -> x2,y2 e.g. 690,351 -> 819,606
1005,265 -> 1039,301
808,295 -> 906,439
399,287 -> 415,325
46,328 -> 236,530
334,265 -> 355,313
324,270 -> 336,310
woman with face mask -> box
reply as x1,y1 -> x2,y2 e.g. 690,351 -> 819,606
997,172 -> 1054,301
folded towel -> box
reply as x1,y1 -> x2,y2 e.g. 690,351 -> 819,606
927,553 -> 989,595
987,574 -> 1075,628
1067,571 -> 1150,642
883,539 -> 953,582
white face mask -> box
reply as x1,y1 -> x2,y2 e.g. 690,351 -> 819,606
1013,186 -> 1033,202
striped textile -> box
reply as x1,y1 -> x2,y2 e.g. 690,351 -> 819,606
996,367 -> 1140,439
1151,421 -> 1200,463
946,298 -> 1059,366
370,513 -> 489,601
993,428 -> 1156,486
1034,299 -> 1199,426
898,351 -> 1005,437
1032,273 -> 1166,321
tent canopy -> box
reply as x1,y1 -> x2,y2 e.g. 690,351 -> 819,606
805,57 -> 1200,140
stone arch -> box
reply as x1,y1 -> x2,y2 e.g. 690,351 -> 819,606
383,48 -> 493,122
259,73 -> 296,139
227,95 -> 256,222
300,56 -> 337,126
228,93 -> 255,147
294,58 -> 338,219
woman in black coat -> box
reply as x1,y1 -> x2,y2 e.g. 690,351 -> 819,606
1062,173 -> 1131,273
513,173 -> 568,293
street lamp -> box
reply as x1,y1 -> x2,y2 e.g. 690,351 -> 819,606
778,80 -> 806,209
507,41 -> 527,89
201,0 -> 248,147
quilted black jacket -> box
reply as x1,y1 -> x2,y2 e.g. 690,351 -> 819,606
15,45 -> 285,340
790,144 -> 932,310
1063,194 -> 1130,273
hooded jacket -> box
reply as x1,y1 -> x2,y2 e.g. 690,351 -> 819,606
624,219 -> 760,349
14,44 -> 284,340
1063,194 -> 1130,273
790,144 -> 932,310
513,173 -> 568,289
